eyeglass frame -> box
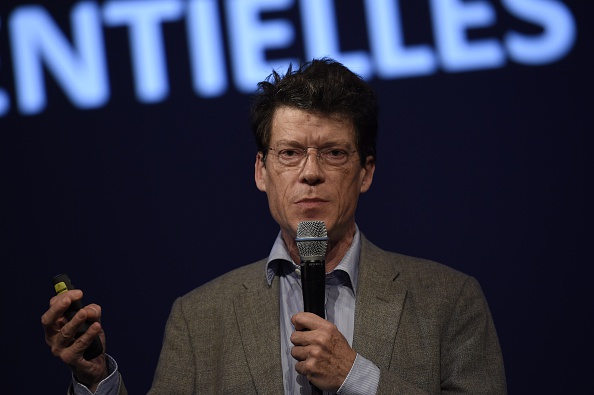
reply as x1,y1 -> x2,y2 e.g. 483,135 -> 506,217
264,145 -> 359,168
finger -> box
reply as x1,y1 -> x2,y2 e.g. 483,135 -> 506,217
83,304 -> 102,322
49,289 -> 83,308
53,314 -> 104,359
41,295 -> 73,335
290,344 -> 309,361
291,335 -> 326,364
294,360 -> 306,376
42,290 -> 82,327
55,312 -> 85,345
294,358 -> 317,379
53,306 -> 91,344
53,323 -> 104,365
68,321 -> 104,356
291,312 -> 325,331
290,328 -> 313,347
67,306 -> 104,339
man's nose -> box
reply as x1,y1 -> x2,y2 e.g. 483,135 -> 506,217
300,148 -> 325,185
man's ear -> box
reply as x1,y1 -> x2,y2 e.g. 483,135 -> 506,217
255,152 -> 267,192
359,156 -> 375,193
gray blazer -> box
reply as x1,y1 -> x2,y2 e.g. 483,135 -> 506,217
124,235 -> 506,394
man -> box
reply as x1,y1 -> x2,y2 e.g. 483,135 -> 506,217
42,58 -> 507,394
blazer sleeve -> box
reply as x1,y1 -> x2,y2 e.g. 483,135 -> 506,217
147,297 -> 197,394
438,276 -> 507,394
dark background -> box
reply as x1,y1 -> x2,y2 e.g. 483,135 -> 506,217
1,0 -> 592,393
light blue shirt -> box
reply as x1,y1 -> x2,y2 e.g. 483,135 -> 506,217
266,227 -> 380,395
71,354 -> 119,395
73,228 -> 380,394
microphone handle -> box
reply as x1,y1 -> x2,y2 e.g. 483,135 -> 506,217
300,260 -> 325,395
300,260 -> 325,318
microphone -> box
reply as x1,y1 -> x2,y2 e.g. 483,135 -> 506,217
52,274 -> 104,360
296,221 -> 328,395
296,220 -> 328,319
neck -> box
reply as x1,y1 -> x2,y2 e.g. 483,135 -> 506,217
282,225 -> 356,273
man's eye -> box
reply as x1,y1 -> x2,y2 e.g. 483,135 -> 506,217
280,149 -> 299,157
326,149 -> 346,157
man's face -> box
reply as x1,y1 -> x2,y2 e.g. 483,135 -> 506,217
255,106 -> 375,244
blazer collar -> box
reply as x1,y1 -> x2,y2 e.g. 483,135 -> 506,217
353,235 -> 407,370
233,266 -> 285,394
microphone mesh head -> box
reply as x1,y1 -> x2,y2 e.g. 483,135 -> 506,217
296,221 -> 328,258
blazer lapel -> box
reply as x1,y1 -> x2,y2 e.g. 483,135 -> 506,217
353,236 -> 407,370
233,271 -> 285,394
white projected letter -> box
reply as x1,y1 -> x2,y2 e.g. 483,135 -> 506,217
226,0 -> 297,93
103,0 -> 183,103
187,0 -> 227,97
300,0 -> 372,79
430,0 -> 505,72
365,0 -> 436,79
503,0 -> 576,65
9,2 -> 108,115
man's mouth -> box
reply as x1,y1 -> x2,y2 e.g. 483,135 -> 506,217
295,198 -> 328,208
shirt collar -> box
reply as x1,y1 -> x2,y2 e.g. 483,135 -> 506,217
265,226 -> 361,295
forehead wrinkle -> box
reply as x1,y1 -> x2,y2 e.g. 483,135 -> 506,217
271,107 -> 355,139
272,138 -> 353,148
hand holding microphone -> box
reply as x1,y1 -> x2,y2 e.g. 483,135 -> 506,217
293,221 -> 357,394
295,221 -> 327,394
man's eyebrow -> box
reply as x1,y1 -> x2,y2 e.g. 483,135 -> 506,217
272,139 -> 301,146
272,139 -> 353,147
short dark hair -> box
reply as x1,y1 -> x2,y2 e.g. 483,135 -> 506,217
250,58 -> 378,166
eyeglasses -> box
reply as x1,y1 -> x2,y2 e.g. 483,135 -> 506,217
267,146 -> 357,168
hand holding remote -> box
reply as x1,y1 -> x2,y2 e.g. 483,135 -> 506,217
52,274 -> 103,360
